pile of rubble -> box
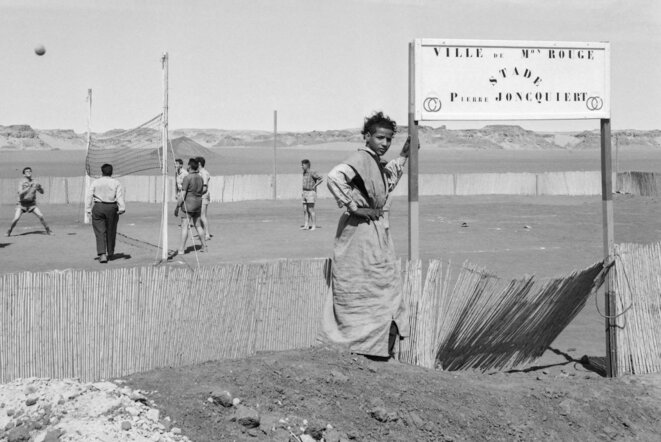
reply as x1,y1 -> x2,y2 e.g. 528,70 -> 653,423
0,378 -> 189,442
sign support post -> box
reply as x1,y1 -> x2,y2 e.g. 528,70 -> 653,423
601,118 -> 617,377
408,42 -> 420,261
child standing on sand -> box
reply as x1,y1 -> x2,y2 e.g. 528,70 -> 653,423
301,159 -> 323,231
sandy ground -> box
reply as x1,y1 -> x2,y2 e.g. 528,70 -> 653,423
1,193 -> 658,276
2,193 -> 661,440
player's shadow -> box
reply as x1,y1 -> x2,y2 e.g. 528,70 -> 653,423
184,245 -> 207,253
16,231 -> 49,236
109,253 -> 131,261
0,243 -> 10,248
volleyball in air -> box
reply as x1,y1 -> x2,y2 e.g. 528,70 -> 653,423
34,45 -> 46,56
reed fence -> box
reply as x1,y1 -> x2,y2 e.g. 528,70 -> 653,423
399,260 -> 606,370
612,242 -> 661,375
616,172 -> 660,197
2,251 -> 656,383
0,260 -> 330,383
3,171 -> 658,206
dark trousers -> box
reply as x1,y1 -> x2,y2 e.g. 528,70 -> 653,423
92,202 -> 119,256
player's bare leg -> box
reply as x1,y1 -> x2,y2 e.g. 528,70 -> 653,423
301,204 -> 309,230
178,216 -> 190,255
6,207 -> 23,236
309,203 -> 317,230
194,218 -> 207,252
200,203 -> 211,241
33,207 -> 52,235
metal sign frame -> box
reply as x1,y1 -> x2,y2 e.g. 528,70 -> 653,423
413,38 -> 610,121
407,38 -> 616,377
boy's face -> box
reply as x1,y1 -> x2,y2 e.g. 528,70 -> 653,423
301,163 -> 310,172
23,169 -> 32,178
365,127 -> 393,157
175,162 -> 182,171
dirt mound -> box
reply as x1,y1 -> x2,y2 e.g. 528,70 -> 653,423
169,136 -> 216,159
126,347 -> 661,442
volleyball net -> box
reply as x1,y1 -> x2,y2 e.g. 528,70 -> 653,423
85,114 -> 163,178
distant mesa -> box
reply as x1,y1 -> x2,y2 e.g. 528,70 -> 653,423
0,125 -> 39,139
1,124 -> 660,151
0,124 -> 50,150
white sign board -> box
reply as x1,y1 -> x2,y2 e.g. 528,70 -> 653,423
414,39 -> 610,121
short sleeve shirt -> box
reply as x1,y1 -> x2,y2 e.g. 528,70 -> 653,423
18,178 -> 37,205
176,169 -> 189,192
302,170 -> 322,191
181,172 -> 205,213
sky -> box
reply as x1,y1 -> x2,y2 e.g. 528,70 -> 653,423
0,0 -> 659,133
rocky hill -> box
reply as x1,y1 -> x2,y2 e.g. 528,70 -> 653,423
2,124 -> 660,151
0,125 -> 51,150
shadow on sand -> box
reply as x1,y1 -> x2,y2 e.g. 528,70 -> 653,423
504,347 -> 606,377
16,230 -> 50,236
167,245 -> 208,261
94,253 -> 132,262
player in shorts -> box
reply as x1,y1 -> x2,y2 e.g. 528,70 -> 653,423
6,167 -> 53,236
174,158 -> 189,199
300,159 -> 323,230
174,158 -> 189,227
196,156 -> 212,241
175,157 -> 207,255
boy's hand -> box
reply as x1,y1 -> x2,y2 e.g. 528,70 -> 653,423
174,207 -> 179,217
352,208 -> 383,221
399,135 -> 421,158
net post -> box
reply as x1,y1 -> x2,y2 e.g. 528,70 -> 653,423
83,88 -> 92,224
273,110 -> 277,200
161,53 -> 169,261
408,41 -> 420,260
601,118 -> 617,377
